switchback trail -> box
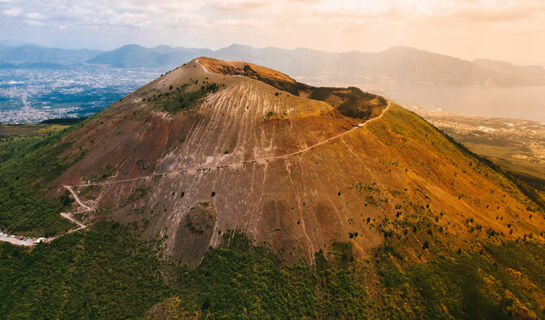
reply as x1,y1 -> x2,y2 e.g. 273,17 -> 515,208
0,186 -> 91,247
64,185 -> 93,212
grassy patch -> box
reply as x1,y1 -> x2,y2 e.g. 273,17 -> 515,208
371,105 -> 545,213
0,124 -> 84,236
150,83 -> 219,115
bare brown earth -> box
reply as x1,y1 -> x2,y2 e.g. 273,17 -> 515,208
198,56 -> 296,84
49,58 -> 545,264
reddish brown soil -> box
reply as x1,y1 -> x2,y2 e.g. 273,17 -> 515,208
51,58 -> 545,264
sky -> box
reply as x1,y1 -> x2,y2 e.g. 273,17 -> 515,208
1,0 -> 544,66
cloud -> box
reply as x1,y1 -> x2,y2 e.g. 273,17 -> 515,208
3,7 -> 21,16
0,0 -> 544,65
25,11 -> 45,20
206,0 -> 272,14
23,19 -> 44,26
448,2 -> 545,23
2,0 -> 542,31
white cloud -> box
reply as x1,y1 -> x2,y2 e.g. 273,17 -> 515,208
3,7 -> 21,16
2,0 -> 541,31
25,11 -> 44,20
23,19 -> 44,26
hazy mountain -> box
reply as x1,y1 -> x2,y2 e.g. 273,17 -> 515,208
12,62 -> 67,69
87,44 -> 545,86
473,58 -> 545,84
0,40 -> 32,47
0,61 -> 15,69
214,45 -> 545,86
87,44 -> 213,69
0,44 -> 101,64
88,43 -> 213,69
2,41 -> 544,86
87,44 -> 163,68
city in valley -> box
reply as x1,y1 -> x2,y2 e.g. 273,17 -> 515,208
0,66 -> 159,123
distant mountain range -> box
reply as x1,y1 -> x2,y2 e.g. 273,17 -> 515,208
0,43 -> 99,66
87,44 -> 213,68
1,41 -> 545,86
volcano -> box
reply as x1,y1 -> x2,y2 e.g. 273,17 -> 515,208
3,57 -> 545,319
48,57 -> 545,265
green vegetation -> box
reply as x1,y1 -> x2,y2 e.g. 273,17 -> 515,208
172,234 -> 375,319
265,111 -> 277,118
150,82 -> 219,115
0,124 -> 82,236
0,135 -> 43,163
0,124 -> 68,162
39,118 -> 87,125
350,182 -> 381,194
376,241 -> 545,319
1,221 -> 545,319
175,232 -> 319,318
309,86 -> 387,119
0,222 -> 168,320
0,226 -> 373,319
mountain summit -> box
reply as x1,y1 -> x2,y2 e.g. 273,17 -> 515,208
46,57 -> 544,264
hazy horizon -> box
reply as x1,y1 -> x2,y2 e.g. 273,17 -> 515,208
1,0 -> 545,66
4,40 -> 545,68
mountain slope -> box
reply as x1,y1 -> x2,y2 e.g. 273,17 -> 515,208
37,57 -> 543,265
2,58 -> 545,319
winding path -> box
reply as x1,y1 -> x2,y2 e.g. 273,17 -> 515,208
0,101 -> 390,246
0,186 -> 91,247
76,102 -> 392,188
64,185 -> 93,212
